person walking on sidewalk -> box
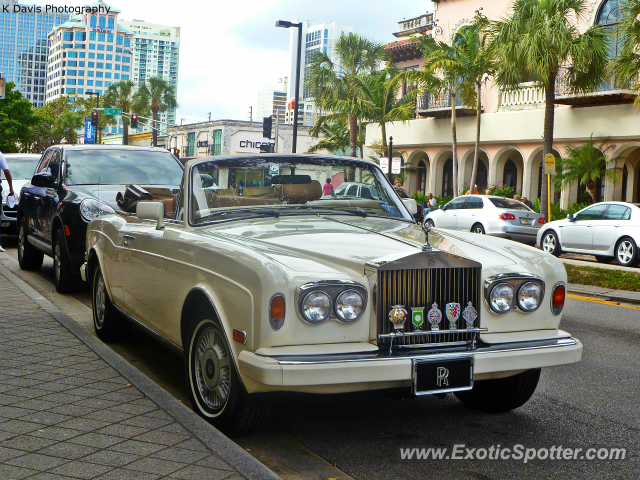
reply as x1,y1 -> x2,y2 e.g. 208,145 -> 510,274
0,150 -> 16,253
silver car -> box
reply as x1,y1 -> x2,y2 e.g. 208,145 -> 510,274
537,202 -> 640,267
1,154 -> 41,235
424,195 -> 545,245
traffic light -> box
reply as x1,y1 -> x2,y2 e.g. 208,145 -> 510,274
130,113 -> 139,129
262,116 -> 273,139
173,148 -> 180,157
91,110 -> 98,127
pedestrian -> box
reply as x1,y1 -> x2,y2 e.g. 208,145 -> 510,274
323,177 -> 333,196
0,150 -> 16,253
485,189 -> 491,195
522,196 -> 533,208
422,193 -> 438,221
514,194 -> 521,202
465,184 -> 478,195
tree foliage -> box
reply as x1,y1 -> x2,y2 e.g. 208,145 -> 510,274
0,82 -> 38,152
103,80 -> 144,145
612,0 -> 640,108
133,76 -> 177,146
308,118 -> 351,155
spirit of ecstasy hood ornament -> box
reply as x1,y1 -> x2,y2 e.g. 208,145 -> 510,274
421,221 -> 433,251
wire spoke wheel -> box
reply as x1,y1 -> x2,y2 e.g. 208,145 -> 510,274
193,325 -> 231,413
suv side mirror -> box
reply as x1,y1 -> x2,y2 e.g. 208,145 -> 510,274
137,201 -> 165,230
439,205 -> 445,210
31,172 -> 53,188
567,214 -> 574,222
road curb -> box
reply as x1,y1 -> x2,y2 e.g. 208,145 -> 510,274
0,262 -> 280,480
567,284 -> 640,306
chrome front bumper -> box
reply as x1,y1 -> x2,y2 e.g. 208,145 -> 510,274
238,336 -> 582,392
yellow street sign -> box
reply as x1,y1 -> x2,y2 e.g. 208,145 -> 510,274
544,153 -> 556,175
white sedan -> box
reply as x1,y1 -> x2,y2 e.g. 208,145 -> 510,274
424,195 -> 545,245
537,202 -> 640,267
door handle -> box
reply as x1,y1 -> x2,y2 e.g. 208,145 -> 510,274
586,225 -> 593,228
123,234 -> 135,246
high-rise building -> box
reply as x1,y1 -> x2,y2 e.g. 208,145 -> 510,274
0,0 -> 70,107
257,77 -> 287,125
287,21 -> 354,102
45,1 -> 134,137
118,19 -> 180,135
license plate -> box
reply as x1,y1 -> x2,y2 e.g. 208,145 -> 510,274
520,218 -> 533,225
412,357 -> 473,395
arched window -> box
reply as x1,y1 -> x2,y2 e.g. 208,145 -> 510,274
503,159 -> 518,189
476,161 -> 488,192
621,164 -> 628,201
596,0 -> 622,58
107,17 -> 114,30
442,159 -> 453,197
99,16 -> 106,29
90,15 -> 96,28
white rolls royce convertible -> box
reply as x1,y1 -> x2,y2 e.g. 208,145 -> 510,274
81,155 -> 582,436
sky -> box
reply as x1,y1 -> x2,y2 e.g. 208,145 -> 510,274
31,0 -> 431,124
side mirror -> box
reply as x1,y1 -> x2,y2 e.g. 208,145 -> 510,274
137,201 -> 165,230
31,172 -> 53,188
439,205 -> 445,210
567,214 -> 574,222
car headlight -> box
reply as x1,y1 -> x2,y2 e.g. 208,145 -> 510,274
489,283 -> 514,313
80,198 -> 116,222
301,291 -> 332,324
335,289 -> 364,322
517,282 -> 543,312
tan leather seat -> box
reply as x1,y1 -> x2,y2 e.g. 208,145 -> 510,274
279,180 -> 322,202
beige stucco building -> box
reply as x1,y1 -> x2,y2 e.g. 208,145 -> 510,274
366,0 -> 640,209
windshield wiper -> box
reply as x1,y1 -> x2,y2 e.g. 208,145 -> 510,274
316,207 -> 368,217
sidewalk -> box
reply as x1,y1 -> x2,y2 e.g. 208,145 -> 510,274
0,265 -> 279,480
567,282 -> 640,305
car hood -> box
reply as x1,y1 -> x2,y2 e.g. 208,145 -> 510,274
199,216 -> 521,276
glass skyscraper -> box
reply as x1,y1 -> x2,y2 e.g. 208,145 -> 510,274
0,0 -> 69,107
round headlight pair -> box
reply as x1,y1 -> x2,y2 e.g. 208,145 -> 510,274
489,281 -> 543,314
301,289 -> 364,324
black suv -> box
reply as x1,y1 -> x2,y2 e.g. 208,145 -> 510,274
17,145 -> 184,292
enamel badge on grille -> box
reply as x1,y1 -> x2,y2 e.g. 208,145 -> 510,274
445,303 -> 460,330
462,302 -> 478,328
388,305 -> 408,331
428,303 -> 442,331
411,307 -> 425,331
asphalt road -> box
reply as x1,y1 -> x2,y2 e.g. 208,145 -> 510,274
1,235 -> 638,479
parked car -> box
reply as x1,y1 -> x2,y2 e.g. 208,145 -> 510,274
82,154 -> 581,436
333,181 -> 418,221
17,145 -> 183,292
424,195 -> 545,245
537,202 -> 640,267
1,154 -> 41,235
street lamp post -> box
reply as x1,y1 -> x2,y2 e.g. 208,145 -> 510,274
276,20 -> 303,153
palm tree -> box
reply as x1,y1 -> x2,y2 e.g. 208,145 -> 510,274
133,76 -> 178,146
56,112 -> 84,144
555,135 -> 621,204
351,62 -> 416,157
491,0 -> 609,219
415,33 -> 477,197
612,0 -> 640,107
103,80 -> 140,145
464,13 -> 495,195
307,34 -> 386,157
308,118 -> 350,155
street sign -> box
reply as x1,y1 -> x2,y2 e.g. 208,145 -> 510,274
544,153 -> 556,175
84,118 -> 94,143
104,108 -> 123,116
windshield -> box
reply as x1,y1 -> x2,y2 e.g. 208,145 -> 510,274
489,198 -> 531,211
65,150 -> 183,186
188,157 -> 413,225
6,157 -> 39,179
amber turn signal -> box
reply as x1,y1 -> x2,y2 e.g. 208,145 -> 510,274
233,329 -> 247,344
269,295 -> 286,330
551,284 -> 565,315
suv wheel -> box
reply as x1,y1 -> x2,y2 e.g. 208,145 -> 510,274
53,229 -> 84,293
17,218 -> 44,270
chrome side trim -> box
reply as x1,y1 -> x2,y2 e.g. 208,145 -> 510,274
267,337 -> 579,365
112,303 -> 184,357
28,235 -> 53,255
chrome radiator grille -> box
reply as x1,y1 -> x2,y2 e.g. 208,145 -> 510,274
376,258 -> 482,348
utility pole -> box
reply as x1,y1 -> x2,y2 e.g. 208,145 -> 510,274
274,110 -> 280,153
207,112 -> 211,121
248,106 -> 253,122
